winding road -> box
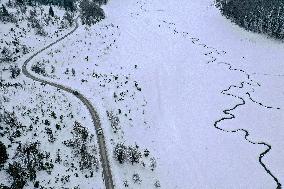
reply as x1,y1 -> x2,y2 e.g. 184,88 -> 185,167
22,18 -> 115,189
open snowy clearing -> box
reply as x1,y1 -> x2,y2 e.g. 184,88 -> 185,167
103,0 -> 283,188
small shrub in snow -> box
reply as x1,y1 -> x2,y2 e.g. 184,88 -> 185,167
55,123 -> 61,130
106,110 -> 120,133
123,180 -> 129,187
150,157 -> 157,171
60,175 -> 70,184
55,149 -> 62,164
44,119 -> 50,126
154,180 -> 161,188
144,149 -> 150,157
31,62 -> 47,76
9,65 -> 21,79
132,173 -> 142,184
50,111 -> 57,119
0,47 -> 13,63
45,127 -> 56,143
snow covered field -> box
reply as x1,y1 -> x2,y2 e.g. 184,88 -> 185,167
100,0 -> 283,188
1,0 -> 284,188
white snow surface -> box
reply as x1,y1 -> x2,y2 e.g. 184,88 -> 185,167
23,0 -> 284,188
105,0 -> 284,188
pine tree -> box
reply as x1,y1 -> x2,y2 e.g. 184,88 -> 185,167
9,65 -> 21,79
127,146 -> 141,165
63,0 -> 75,12
2,4 -> 9,16
114,143 -> 127,164
63,11 -> 74,26
0,47 -> 13,63
49,6 -> 54,17
79,0 -> 105,26
15,0 -> 24,5
7,0 -> 13,7
0,141 -> 8,166
27,0 -> 33,6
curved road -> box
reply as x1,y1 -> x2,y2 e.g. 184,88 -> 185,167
22,18 -> 115,189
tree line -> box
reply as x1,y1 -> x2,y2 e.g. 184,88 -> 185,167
13,0 -> 76,11
216,0 -> 284,39
1,0 -> 108,26
13,0 -> 107,13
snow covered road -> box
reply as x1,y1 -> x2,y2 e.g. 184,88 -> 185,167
21,18 -> 115,189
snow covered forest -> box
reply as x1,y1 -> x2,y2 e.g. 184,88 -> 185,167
216,0 -> 284,39
1,0 -> 284,188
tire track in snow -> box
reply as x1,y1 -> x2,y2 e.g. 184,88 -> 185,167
159,20 -> 282,188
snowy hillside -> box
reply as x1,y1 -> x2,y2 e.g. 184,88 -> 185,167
1,0 -> 284,188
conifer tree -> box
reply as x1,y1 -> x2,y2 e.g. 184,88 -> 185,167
0,141 -> 8,166
15,0 -> 24,5
49,6 -> 54,17
2,4 -> 9,16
